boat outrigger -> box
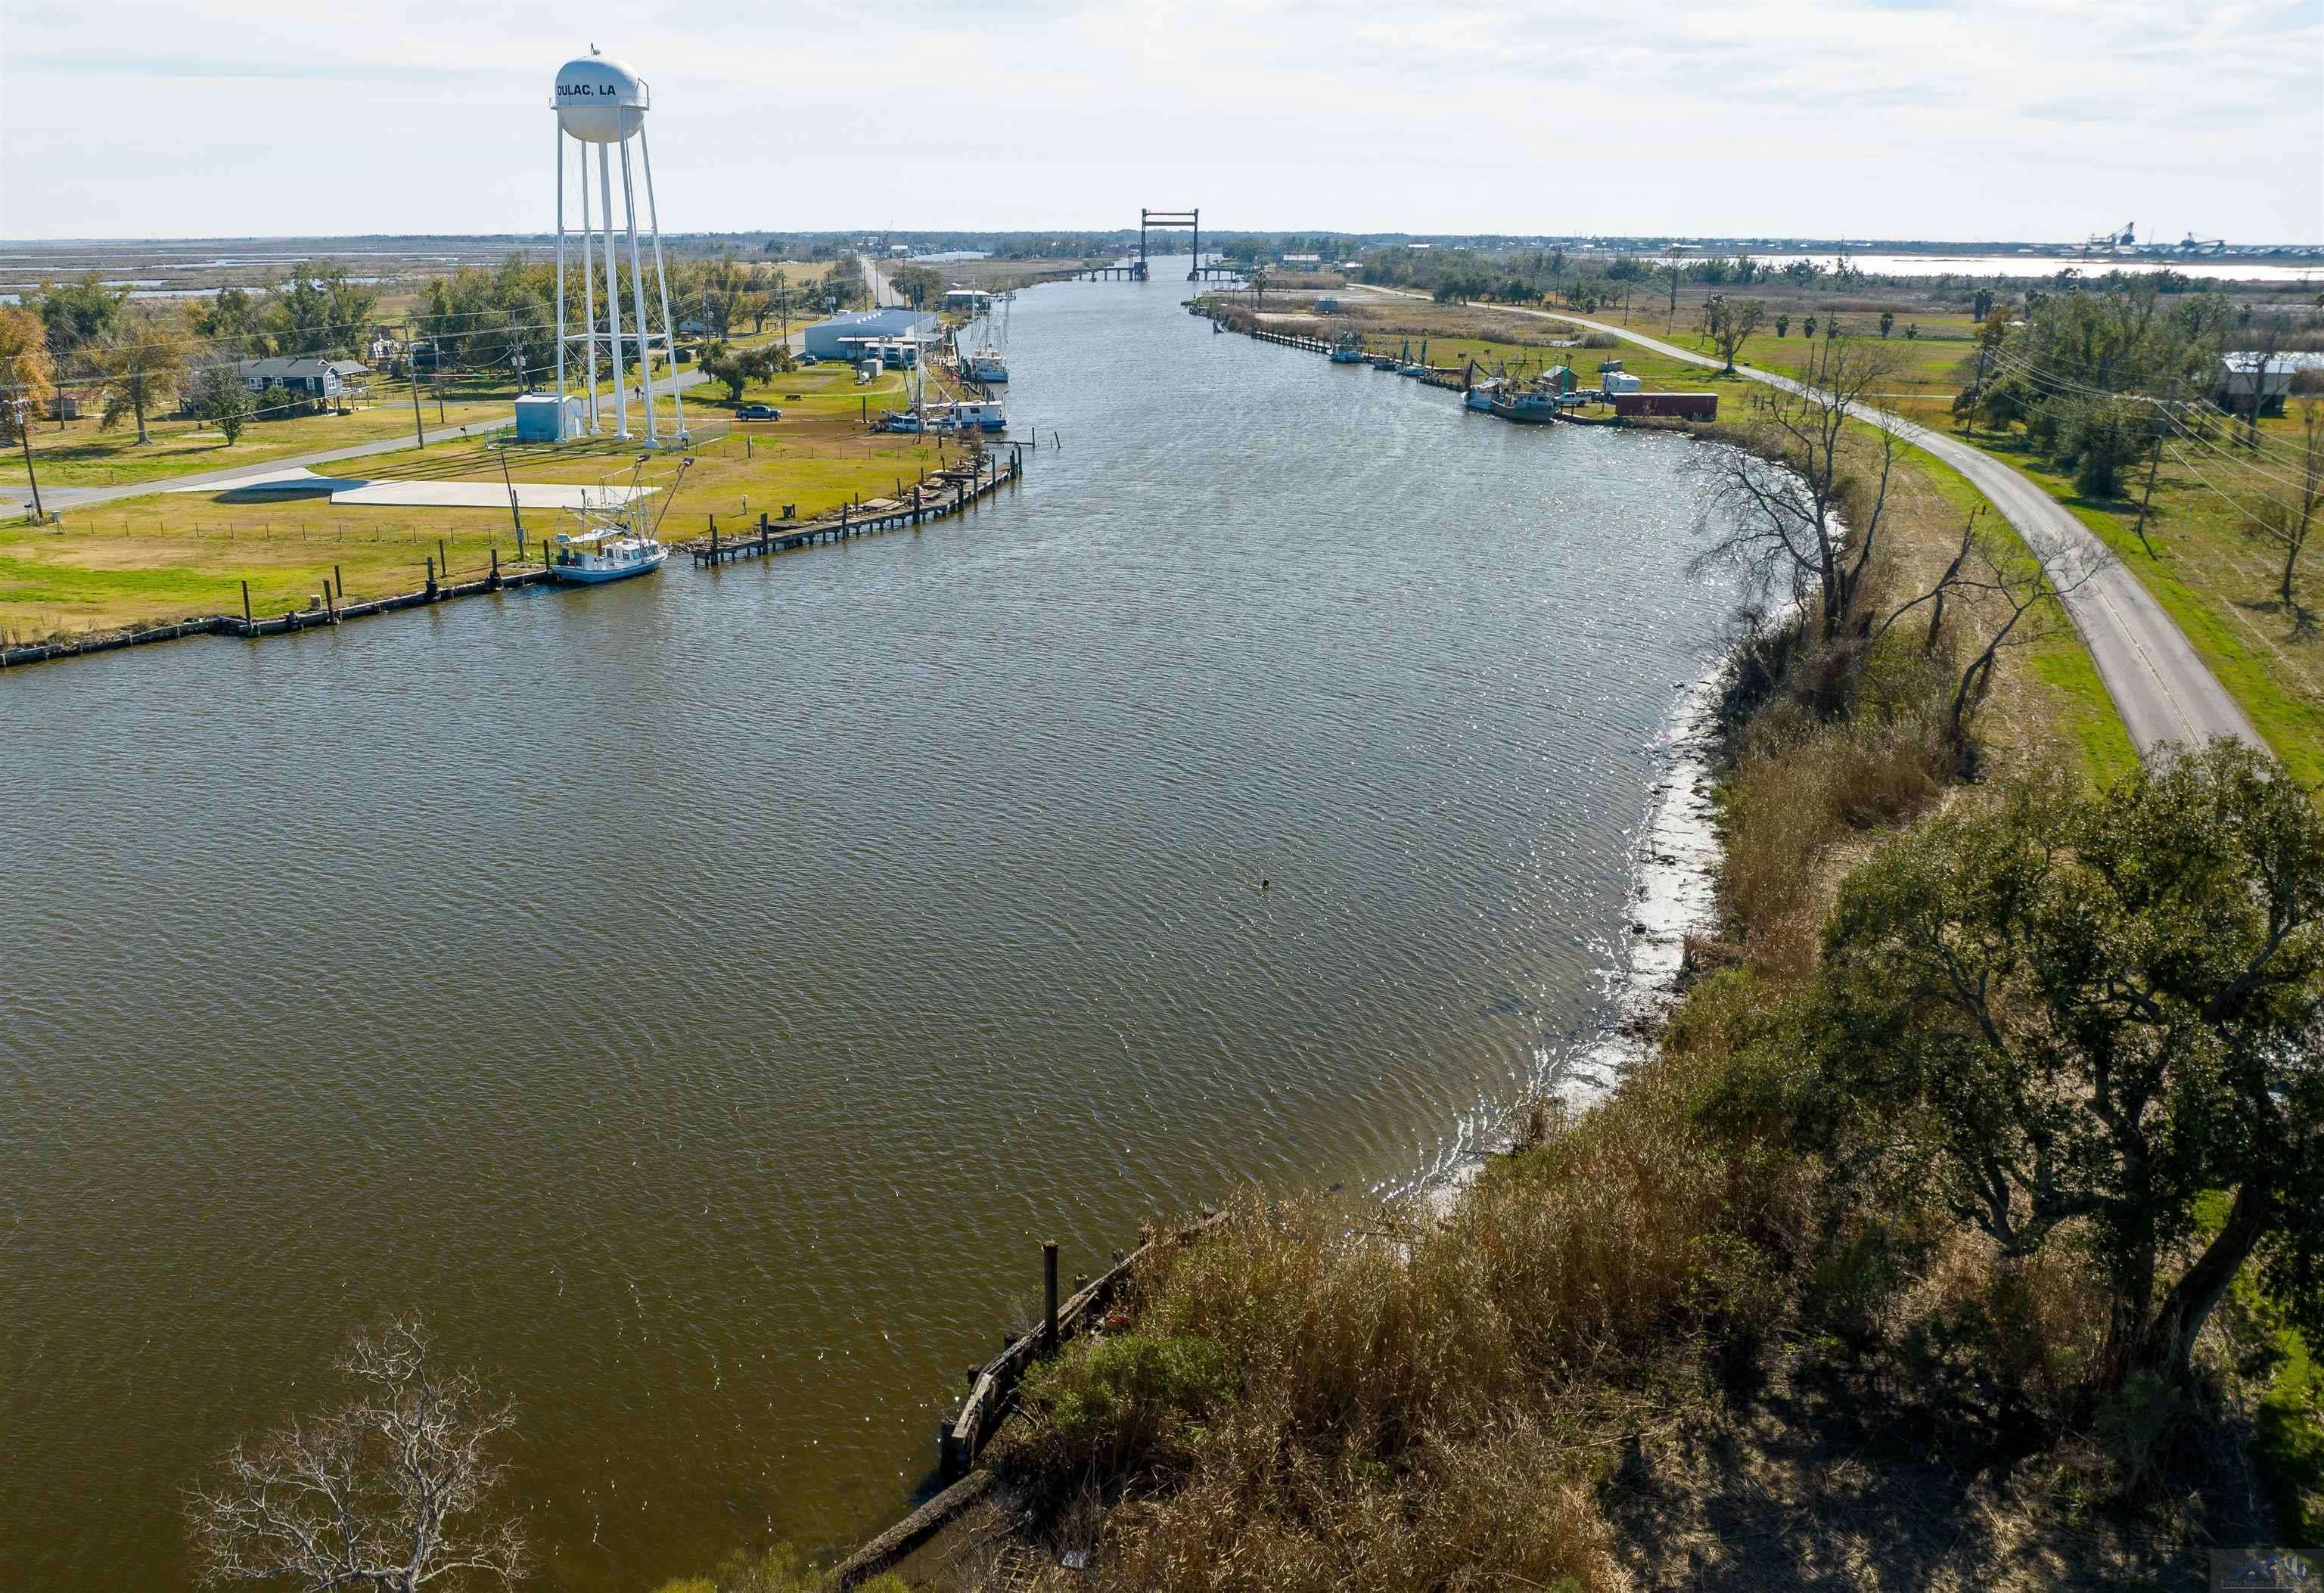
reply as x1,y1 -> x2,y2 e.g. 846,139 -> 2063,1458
549,456 -> 691,585
965,292 -> 1011,384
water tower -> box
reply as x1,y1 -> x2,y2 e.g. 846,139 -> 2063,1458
552,48 -> 686,444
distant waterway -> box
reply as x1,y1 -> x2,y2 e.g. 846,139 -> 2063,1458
1,280 -> 1741,1589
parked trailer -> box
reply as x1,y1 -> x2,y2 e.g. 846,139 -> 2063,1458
1614,392 -> 1718,420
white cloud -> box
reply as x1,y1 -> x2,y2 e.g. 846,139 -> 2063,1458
1,0 -> 2316,241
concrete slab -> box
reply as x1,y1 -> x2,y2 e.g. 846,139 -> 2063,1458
164,467 -> 655,511
327,482 -> 658,510
167,467 -> 364,498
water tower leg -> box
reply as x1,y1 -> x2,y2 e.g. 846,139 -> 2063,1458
555,127 -> 567,430
639,123 -> 686,441
598,143 -> 629,439
579,148 -> 600,433
620,137 -> 658,446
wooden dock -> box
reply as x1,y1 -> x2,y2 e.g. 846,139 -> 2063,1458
2,452 -> 1025,671
1,552 -> 554,668
937,1209 -> 1231,1483
676,450 -> 1021,568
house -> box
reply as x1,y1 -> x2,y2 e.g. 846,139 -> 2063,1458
1279,253 -> 1323,269
237,357 -> 369,402
803,308 -> 940,364
2214,351 -> 2324,415
943,289 -> 994,313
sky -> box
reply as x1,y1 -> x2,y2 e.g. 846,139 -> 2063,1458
2,0 -> 2319,244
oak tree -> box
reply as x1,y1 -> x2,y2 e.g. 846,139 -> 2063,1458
1807,742 -> 2324,1390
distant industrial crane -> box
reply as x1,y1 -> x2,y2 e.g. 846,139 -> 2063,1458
2082,222 -> 2136,254
2177,232 -> 2228,254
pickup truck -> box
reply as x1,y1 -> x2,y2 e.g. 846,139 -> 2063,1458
735,403 -> 782,421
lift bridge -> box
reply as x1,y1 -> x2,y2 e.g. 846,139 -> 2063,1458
1069,209 -> 1241,282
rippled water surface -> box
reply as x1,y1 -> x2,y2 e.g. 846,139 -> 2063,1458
2,282 -> 1736,1588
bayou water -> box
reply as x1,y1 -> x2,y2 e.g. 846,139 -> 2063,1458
1,280 -> 1739,1588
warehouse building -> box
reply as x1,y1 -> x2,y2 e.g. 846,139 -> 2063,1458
803,309 -> 941,364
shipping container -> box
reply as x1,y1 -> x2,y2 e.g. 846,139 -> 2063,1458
1613,392 -> 1718,420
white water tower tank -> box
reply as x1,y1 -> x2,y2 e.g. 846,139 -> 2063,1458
555,52 -> 648,143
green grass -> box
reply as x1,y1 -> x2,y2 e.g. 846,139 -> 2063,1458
1950,433 -> 2323,788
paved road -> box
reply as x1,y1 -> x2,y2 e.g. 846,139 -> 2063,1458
6,349 -> 753,515
1364,290 -> 2260,760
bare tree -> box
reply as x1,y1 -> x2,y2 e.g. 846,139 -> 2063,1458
2251,396 -> 2323,627
1869,505 -> 1985,654
188,1316 -> 527,1593
1939,523 -> 2108,747
2233,309 -> 2301,452
1694,337 -> 1905,641
95,302 -> 192,444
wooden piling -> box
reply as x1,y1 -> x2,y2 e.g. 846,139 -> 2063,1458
1042,1240 -> 1060,1356
240,580 -> 252,627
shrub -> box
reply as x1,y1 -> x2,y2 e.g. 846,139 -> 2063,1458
1019,1332 -> 1236,1477
646,1543 -> 907,1593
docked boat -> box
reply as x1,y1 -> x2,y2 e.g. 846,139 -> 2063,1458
965,293 -> 1010,384
549,458 -> 689,585
1328,332 -> 1368,363
1487,387 -> 1564,424
550,517 -> 666,583
927,399 -> 1007,433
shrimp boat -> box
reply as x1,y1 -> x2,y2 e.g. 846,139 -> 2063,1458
965,293 -> 1010,384
926,399 -> 1008,433
549,457 -> 691,585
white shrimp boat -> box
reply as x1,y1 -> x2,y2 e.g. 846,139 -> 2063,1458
548,458 -> 691,585
549,520 -> 666,583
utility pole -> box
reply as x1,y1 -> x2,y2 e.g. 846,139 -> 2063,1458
2131,379 -> 2174,557
405,320 -> 426,449
14,399 -> 45,522
1964,342 -> 1991,435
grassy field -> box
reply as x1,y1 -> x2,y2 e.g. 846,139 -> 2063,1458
3,380 -> 524,491
0,364 -> 990,644
2,319 -> 802,495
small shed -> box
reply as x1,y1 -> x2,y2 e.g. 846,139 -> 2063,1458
514,393 -> 581,442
